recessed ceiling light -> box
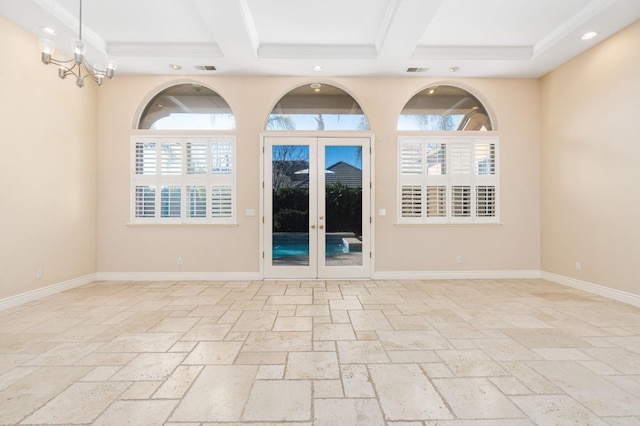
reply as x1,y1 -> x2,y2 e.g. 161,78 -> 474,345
449,66 -> 460,73
169,64 -> 182,71
581,31 -> 598,40
40,26 -> 57,36
312,65 -> 323,72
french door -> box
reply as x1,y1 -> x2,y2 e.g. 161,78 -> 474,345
263,136 -> 371,279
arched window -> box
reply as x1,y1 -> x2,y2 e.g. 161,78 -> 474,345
398,85 -> 492,131
397,85 -> 499,224
267,83 -> 368,131
138,83 -> 235,130
132,83 -> 236,224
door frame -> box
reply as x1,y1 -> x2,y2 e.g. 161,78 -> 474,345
260,132 -> 375,279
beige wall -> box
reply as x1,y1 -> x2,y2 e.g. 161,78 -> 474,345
541,20 -> 640,295
0,16 -> 97,299
97,76 -> 541,275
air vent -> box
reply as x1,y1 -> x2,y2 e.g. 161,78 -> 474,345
406,67 -> 429,73
195,65 -> 217,71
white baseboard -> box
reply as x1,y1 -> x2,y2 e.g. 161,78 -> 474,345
4,270 -> 638,311
0,273 -> 96,312
372,270 -> 542,280
96,272 -> 263,282
541,271 -> 640,308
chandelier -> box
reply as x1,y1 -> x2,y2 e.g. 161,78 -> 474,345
39,0 -> 116,87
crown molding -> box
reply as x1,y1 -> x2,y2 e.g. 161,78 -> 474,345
411,45 -> 533,61
239,0 -> 260,53
375,0 -> 401,51
532,0 -> 617,57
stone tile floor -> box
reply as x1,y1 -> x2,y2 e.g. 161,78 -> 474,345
1,279 -> 640,425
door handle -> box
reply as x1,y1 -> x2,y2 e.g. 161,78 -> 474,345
311,224 -> 316,229
319,225 -> 324,229
319,216 -> 324,220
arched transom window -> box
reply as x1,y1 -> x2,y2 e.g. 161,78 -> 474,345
139,83 -> 235,130
398,85 -> 492,131
267,83 -> 369,131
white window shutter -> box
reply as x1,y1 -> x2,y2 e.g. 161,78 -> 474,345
160,142 -> 182,175
426,186 -> 446,217
400,142 -> 423,175
475,143 -> 495,175
131,136 -> 236,224
425,143 -> 446,175
476,185 -> 496,217
449,143 -> 472,175
398,136 -> 498,224
135,186 -> 156,218
212,142 -> 233,174
187,186 -> 207,218
135,142 -> 156,175
211,185 -> 233,217
187,143 -> 207,175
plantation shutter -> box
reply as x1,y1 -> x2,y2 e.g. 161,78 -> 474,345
398,137 -> 499,224
131,137 -> 236,224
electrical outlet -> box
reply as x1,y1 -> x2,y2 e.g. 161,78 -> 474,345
36,268 -> 43,279
456,256 -> 462,264
575,262 -> 581,271
177,257 -> 183,265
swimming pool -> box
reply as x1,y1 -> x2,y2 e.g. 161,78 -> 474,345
272,233 -> 349,259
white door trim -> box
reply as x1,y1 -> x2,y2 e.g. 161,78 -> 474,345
260,132 -> 374,279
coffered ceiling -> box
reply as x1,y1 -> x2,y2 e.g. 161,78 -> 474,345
1,0 -> 638,77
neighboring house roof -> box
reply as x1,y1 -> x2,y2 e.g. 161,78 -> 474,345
272,160 -> 362,189
326,161 -> 362,188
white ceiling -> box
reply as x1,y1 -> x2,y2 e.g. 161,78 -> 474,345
1,0 -> 639,78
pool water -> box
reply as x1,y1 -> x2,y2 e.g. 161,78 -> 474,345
272,235 -> 348,259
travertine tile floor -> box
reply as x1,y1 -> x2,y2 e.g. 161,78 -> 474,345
1,279 -> 640,425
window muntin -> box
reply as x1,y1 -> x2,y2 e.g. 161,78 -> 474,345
398,137 -> 499,224
267,83 -> 369,131
138,84 -> 235,130
131,137 -> 236,224
398,85 -> 492,131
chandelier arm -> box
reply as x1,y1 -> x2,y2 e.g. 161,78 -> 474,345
48,57 -> 76,66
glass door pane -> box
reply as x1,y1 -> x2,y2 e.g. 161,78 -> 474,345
323,146 -> 363,267
271,145 -> 311,267
264,136 -> 369,279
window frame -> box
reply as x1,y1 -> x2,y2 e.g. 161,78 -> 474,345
397,136 -> 500,225
130,135 -> 236,225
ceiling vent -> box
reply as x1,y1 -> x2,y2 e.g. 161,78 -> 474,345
195,65 -> 217,71
406,67 -> 429,73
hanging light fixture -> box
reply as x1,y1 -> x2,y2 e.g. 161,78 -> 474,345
39,0 -> 116,87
